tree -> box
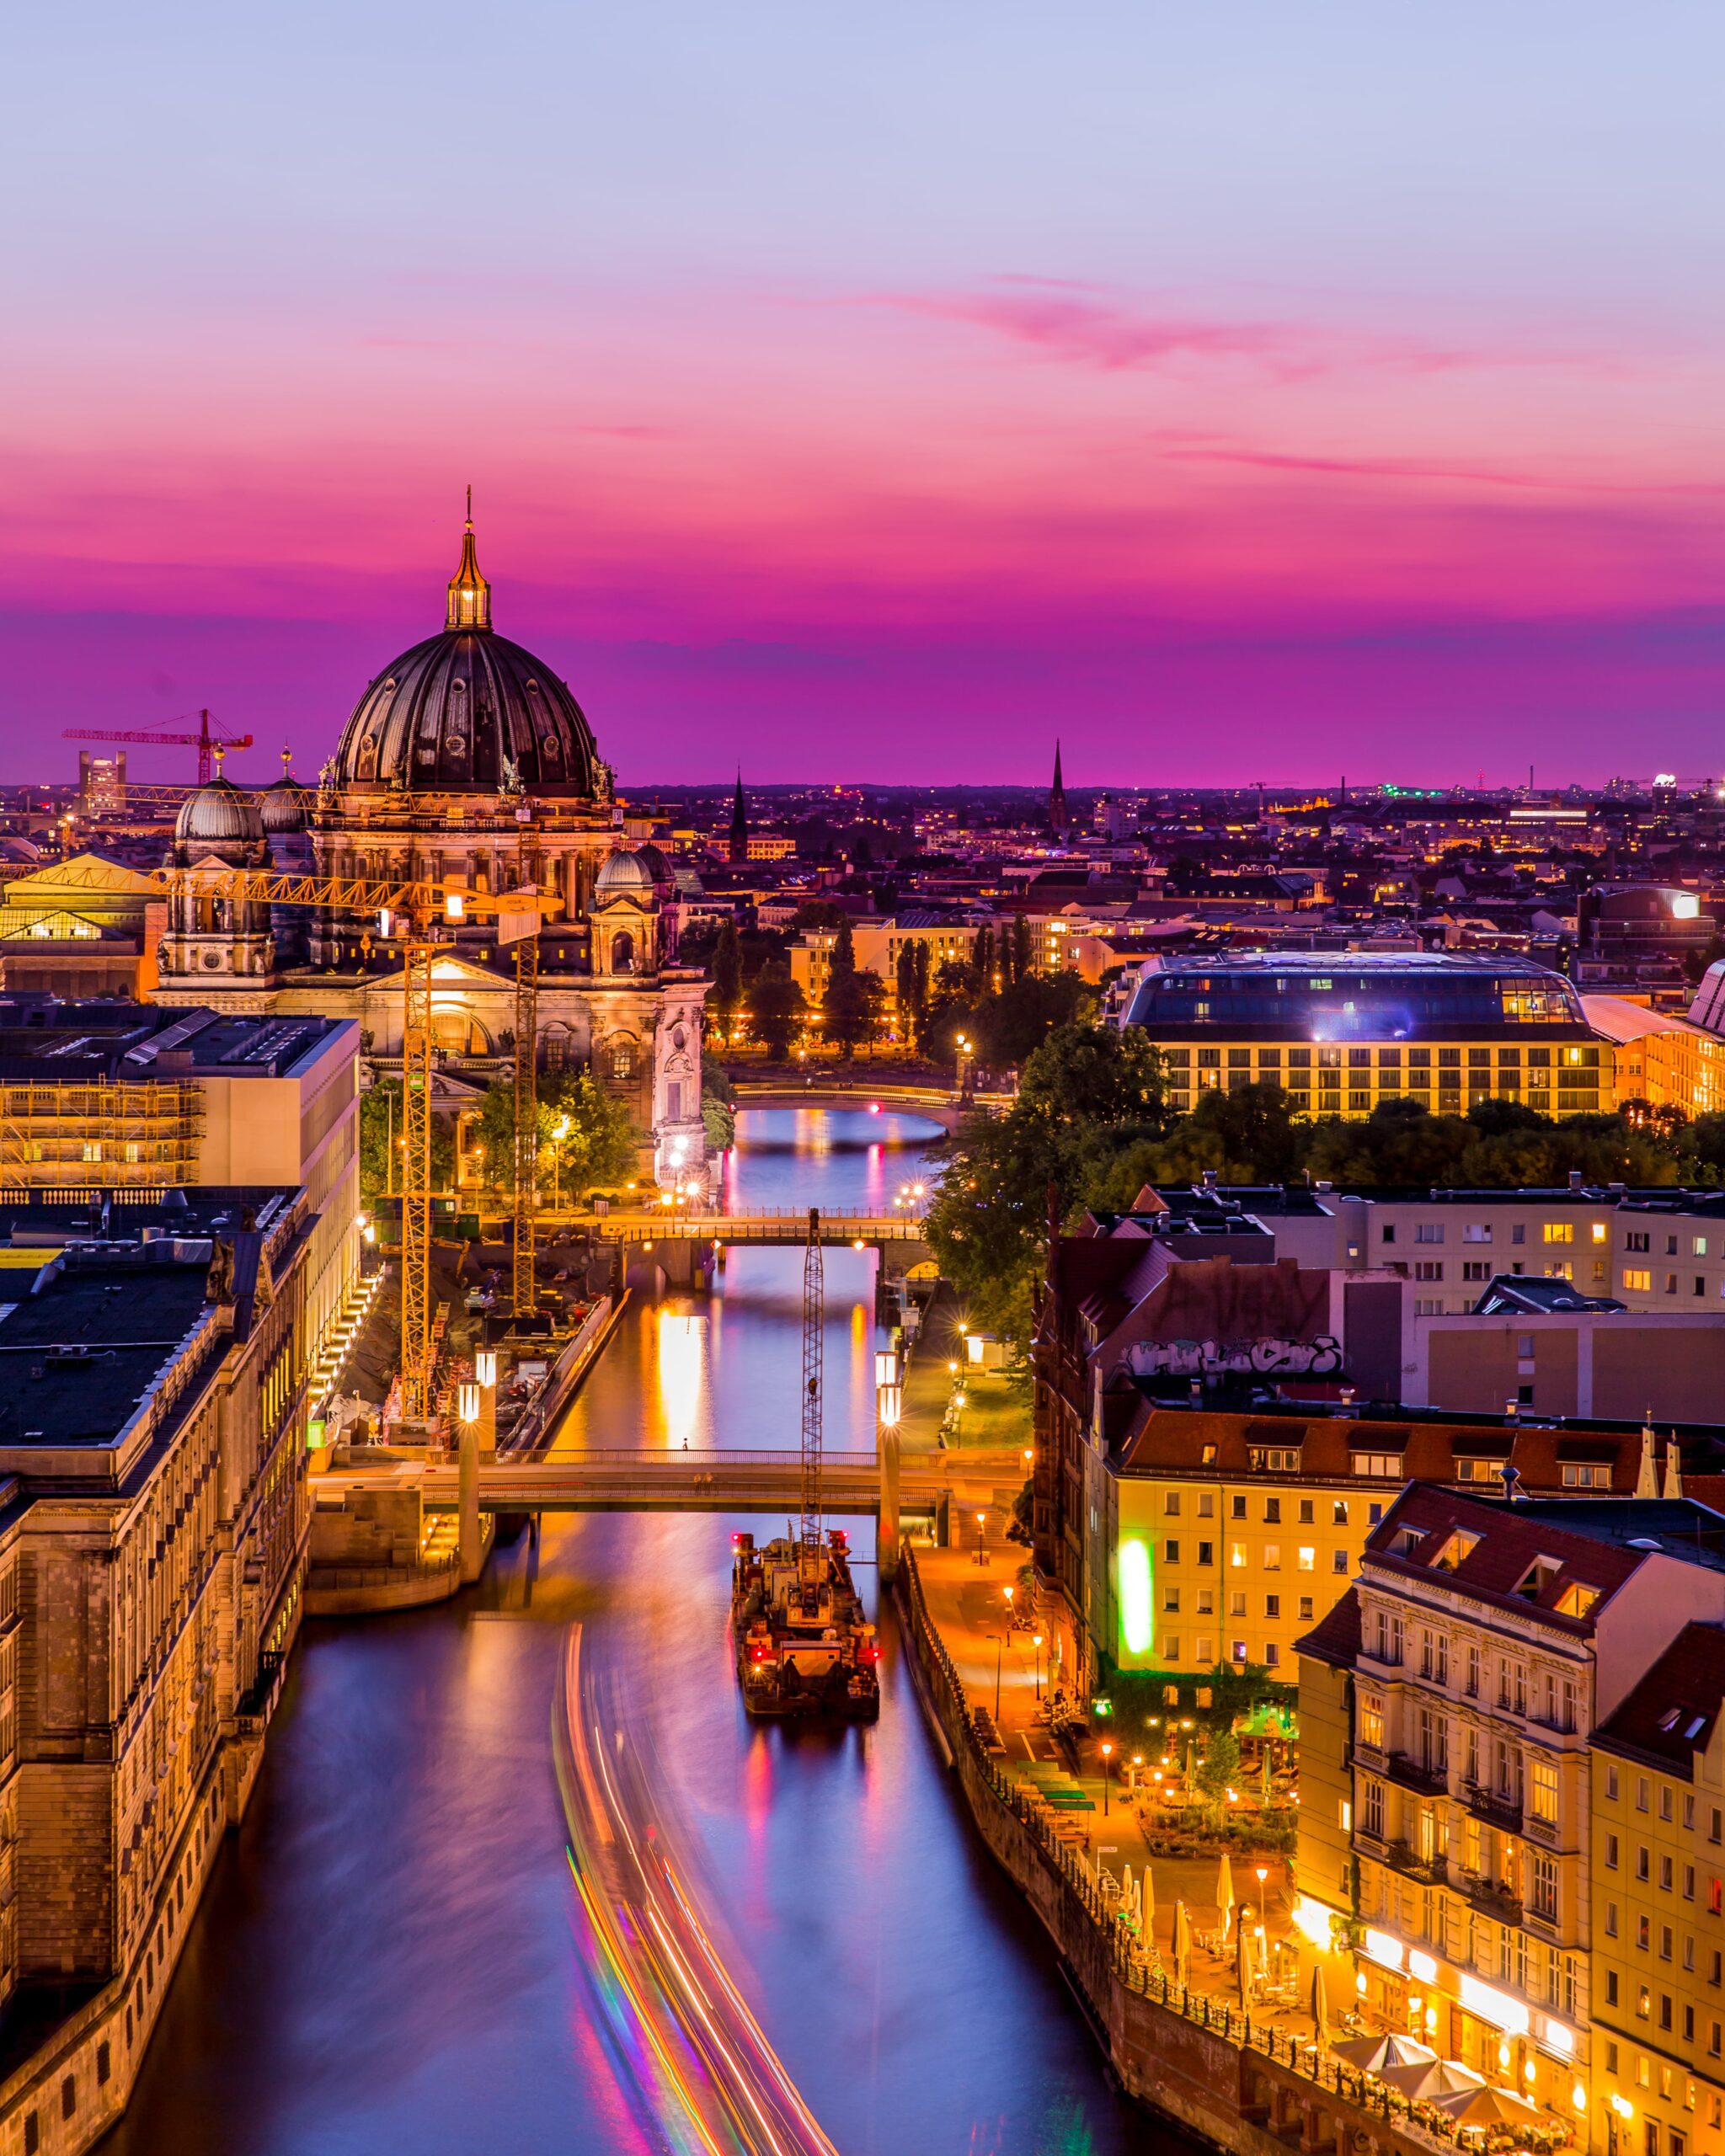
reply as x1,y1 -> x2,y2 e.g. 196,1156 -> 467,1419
825,964 -> 884,1059
360,1081 -> 456,1203
895,939 -> 931,1043
1197,1726 -> 1241,1797
746,964 -> 806,1059
924,1022 -> 1167,1341
790,899 -> 848,933
702,1063 -> 738,1153
969,970 -> 1093,1068
1011,913 -> 1034,985
475,1069 -> 638,1199
969,925 -> 996,996
709,919 -> 744,1038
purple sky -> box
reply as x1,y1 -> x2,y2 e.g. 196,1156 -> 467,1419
7,4 -> 1725,787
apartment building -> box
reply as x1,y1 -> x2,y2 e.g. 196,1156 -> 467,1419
1121,953 -> 1612,1122
1298,1492 -> 1725,2152
1589,1625 -> 1725,2156
1103,1412 -> 1657,1684
788,915 -> 980,1006
1188,1182 -> 1725,1322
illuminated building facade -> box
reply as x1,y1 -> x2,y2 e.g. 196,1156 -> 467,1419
1299,1489 -> 1725,2151
1122,953 -> 1610,1120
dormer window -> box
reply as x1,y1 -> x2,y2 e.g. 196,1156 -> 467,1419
1431,1529 -> 1481,1572
1514,1557 -> 1564,1602
1556,1582 -> 1600,1620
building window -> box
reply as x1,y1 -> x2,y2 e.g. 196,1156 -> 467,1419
1164,1540 -> 1180,1564
1543,1222 -> 1574,1245
1530,1854 -> 1557,1919
1299,1597 -> 1314,1620
1415,1224 -> 1444,1244
1333,1550 -> 1350,1574
1263,1545 -> 1280,1570
1363,1780 -> 1384,1837
1197,1541 -> 1213,1566
1264,1594 -> 1280,1620
1530,1759 -> 1558,1823
1297,1547 -> 1315,1572
1230,1544 -> 1246,1567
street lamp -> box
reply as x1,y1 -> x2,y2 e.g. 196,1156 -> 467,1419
975,1509 -> 986,1565
1032,1631 -> 1043,1699
1100,1739 -> 1113,1817
457,1380 -> 481,1425
553,1114 -> 571,1211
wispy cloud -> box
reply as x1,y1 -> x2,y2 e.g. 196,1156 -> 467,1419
863,279 -> 1590,382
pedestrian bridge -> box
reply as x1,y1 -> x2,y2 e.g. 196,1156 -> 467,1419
572,1207 -> 930,1249
320,1448 -> 945,1518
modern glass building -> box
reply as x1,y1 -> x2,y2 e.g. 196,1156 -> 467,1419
1121,952 -> 1609,1118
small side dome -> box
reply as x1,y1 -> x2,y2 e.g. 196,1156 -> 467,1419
175,776 -> 264,847
595,847 -> 655,898
260,749 -> 312,834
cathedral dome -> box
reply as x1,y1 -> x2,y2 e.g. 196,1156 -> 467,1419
175,776 -> 264,848
595,846 -> 655,898
329,510 -> 598,796
260,750 -> 312,834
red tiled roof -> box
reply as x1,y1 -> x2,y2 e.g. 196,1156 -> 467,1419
1593,1623 -> 1725,1776
1114,1406 -> 1648,1492
1298,1586 -> 1361,1670
1364,1485 -> 1645,1630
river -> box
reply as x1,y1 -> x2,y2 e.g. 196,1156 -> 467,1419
99,1109 -> 1153,2156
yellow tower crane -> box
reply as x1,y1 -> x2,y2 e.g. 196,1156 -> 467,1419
29,857 -> 558,1420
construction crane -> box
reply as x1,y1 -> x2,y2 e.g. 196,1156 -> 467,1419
800,1206 -> 824,1577
29,856 -> 557,1421
63,709 -> 254,785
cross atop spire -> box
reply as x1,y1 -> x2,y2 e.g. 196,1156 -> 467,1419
446,488 -> 492,632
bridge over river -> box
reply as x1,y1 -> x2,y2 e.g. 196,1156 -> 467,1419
321,1447 -> 948,1518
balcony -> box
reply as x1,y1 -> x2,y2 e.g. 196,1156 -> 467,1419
1458,1870 -> 1523,1924
1383,1840 -> 1448,1889
1385,1751 -> 1450,1799
1463,1780 -> 1524,1833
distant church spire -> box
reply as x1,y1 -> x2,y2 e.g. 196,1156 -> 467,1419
446,487 -> 492,632
729,767 -> 750,864
1049,739 -> 1068,837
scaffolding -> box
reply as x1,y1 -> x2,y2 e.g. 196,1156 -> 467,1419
0,1079 -> 203,1195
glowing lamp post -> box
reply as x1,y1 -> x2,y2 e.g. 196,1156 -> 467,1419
875,1348 -> 902,1581
1100,1740 -> 1113,1817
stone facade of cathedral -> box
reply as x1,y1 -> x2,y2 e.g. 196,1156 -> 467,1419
152,516 -> 708,1185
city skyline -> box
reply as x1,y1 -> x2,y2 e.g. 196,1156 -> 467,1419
8,5 -> 1725,786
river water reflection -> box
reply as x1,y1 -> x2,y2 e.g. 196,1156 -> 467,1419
100,1110 -> 1151,2156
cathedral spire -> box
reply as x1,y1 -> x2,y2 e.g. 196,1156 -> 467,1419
1049,739 -> 1068,837
729,766 -> 750,864
446,487 -> 492,632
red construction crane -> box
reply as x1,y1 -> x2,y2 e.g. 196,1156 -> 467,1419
62,709 -> 254,785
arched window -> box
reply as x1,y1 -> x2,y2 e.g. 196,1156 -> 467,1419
542,1026 -> 569,1075
610,1038 -> 636,1081
611,930 -> 636,974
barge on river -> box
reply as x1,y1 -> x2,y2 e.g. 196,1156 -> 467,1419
729,1207 -> 880,1721
730,1529 -> 880,1719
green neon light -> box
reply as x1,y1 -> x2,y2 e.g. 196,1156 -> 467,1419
1120,1536 -> 1152,1658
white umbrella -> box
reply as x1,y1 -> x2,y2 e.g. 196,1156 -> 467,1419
1379,2060 -> 1485,2102
1332,2034 -> 1437,2073
1310,1965 -> 1328,2047
1173,1899 -> 1191,1988
1141,1862 -> 1156,1937
1434,2083 -> 1541,2128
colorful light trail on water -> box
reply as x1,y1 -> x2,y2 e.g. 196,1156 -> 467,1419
554,1625 -> 841,2155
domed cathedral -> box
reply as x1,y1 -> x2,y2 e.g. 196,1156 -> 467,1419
157,508 -> 709,1184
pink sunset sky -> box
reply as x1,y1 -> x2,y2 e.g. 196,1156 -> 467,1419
6,3 -> 1725,787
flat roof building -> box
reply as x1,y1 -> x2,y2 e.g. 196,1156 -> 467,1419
1122,953 -> 1610,1120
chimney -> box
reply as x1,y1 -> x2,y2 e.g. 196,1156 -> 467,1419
1201,1168 -> 1219,1193
1568,1171 -> 1584,1193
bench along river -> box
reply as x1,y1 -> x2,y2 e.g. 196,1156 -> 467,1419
99,1108 -> 1174,2156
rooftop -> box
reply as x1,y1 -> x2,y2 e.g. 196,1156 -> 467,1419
0,1004 -> 344,1083
1594,1624 -> 1725,1774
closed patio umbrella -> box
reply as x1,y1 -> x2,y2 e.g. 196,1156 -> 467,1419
1310,1965 -> 1328,2047
1173,1899 -> 1191,1988
1141,1862 -> 1156,1939
1216,1851 -> 1236,1941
